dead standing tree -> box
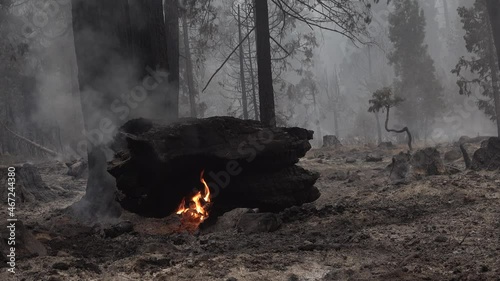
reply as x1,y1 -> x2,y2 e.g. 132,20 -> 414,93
71,0 -> 175,217
369,87 -> 413,151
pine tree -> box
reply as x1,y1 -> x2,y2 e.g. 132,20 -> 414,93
453,0 -> 500,135
388,0 -> 443,141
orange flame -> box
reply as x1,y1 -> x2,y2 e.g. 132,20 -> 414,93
176,170 -> 211,224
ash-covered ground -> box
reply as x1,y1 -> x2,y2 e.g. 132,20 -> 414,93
0,142 -> 499,281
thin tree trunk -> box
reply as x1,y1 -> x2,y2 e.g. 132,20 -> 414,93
443,0 -> 450,31
254,0 -> 276,127
367,46 -> 382,143
375,113 -> 383,144
333,69 -> 341,137
182,12 -> 197,118
311,86 -> 322,145
385,107 -> 413,151
246,18 -> 259,121
238,5 -> 249,119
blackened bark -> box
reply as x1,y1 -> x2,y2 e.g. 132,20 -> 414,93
487,0 -> 500,69
71,0 -> 173,216
71,0 -> 129,216
246,19 -> 259,121
375,113 -> 383,144
485,2 -> 500,136
108,117 -> 319,218
238,5 -> 249,119
182,13 -> 197,118
164,0 -> 180,120
254,0 -> 276,127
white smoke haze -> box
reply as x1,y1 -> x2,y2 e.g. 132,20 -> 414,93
2,0 -> 496,159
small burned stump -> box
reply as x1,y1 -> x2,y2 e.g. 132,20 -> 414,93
411,147 -> 445,176
0,164 -> 55,205
388,152 -> 411,181
378,141 -> 395,149
472,137 -> 500,170
108,117 -> 320,218
322,135 -> 342,148
388,148 -> 445,182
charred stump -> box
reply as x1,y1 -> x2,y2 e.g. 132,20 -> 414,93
471,137 -> 500,170
108,117 -> 320,218
322,135 -> 342,148
411,148 -> 445,176
0,164 -> 55,205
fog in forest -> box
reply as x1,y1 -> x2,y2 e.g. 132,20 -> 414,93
0,0 -> 497,155
3,1 -> 500,279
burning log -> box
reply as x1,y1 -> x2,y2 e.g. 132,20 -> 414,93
108,117 -> 320,222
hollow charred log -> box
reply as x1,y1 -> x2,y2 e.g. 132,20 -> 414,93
108,117 -> 320,218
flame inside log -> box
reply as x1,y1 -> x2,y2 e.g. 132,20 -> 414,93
175,170 -> 211,226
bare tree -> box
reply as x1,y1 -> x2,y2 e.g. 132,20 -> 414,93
254,0 -> 276,126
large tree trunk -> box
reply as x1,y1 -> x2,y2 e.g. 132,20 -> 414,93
254,0 -> 276,127
238,5 -> 249,119
164,0 -> 180,120
182,12 -> 198,118
486,1 -> 500,136
71,0 -> 130,217
71,0 -> 173,216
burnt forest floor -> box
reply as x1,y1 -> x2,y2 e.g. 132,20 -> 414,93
1,143 -> 499,281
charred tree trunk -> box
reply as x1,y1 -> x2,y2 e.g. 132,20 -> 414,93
182,12 -> 198,118
487,0 -> 500,69
164,0 -> 180,120
72,0 -> 173,216
71,0 -> 130,216
254,0 -> 276,127
375,113 -> 383,144
246,19 -> 259,121
486,6 -> 500,137
238,5 -> 249,119
310,86 -> 322,145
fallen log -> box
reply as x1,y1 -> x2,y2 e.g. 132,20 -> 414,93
2,122 -> 61,158
108,117 -> 320,218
